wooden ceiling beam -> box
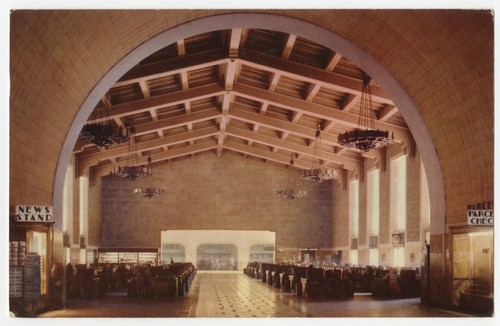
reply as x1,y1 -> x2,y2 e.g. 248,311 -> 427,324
224,140 -> 354,175
225,29 -> 241,89
217,133 -> 225,157
177,40 -> 186,56
325,52 -> 343,71
239,49 -> 393,105
224,140 -> 309,170
225,59 -> 238,90
101,95 -> 112,107
281,34 -> 297,59
77,125 -> 220,176
139,80 -> 151,99
378,104 -> 399,121
229,107 -> 339,146
134,107 -> 221,136
268,72 -> 281,93
90,139 -> 218,181
180,71 -> 189,89
233,83 -> 360,128
217,92 -> 232,156
305,83 -> 322,101
115,48 -> 227,87
225,125 -> 359,171
341,93 -> 360,112
86,83 -> 225,123
229,28 -> 242,58
78,29 -> 408,176
152,140 -> 218,162
115,48 -> 394,107
101,54 -> 406,138
233,82 -> 410,139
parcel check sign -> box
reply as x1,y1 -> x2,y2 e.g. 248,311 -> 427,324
467,210 -> 494,226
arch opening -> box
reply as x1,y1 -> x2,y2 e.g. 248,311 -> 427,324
53,13 -> 445,236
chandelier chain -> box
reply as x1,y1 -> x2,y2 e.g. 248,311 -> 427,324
300,123 -> 338,183
358,74 -> 376,131
277,153 -> 307,200
111,125 -> 152,180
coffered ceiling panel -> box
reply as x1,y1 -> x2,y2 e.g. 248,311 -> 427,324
74,28 -> 411,181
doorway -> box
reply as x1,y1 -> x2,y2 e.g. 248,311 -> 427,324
452,228 -> 493,312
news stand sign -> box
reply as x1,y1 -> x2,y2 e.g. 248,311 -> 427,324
467,209 -> 493,226
15,205 -> 53,223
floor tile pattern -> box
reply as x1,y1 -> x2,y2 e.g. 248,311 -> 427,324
195,272 -> 308,317
37,271 -> 475,318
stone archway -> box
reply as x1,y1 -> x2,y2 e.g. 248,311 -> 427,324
53,13 -> 445,235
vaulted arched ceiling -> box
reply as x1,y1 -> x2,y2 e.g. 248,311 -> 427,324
74,28 -> 411,182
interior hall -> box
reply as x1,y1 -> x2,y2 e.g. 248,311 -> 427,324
7,9 -> 494,320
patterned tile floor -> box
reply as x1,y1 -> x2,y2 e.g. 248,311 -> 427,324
38,271 -> 476,318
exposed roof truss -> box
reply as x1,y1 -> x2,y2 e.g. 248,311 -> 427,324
73,28 -> 411,182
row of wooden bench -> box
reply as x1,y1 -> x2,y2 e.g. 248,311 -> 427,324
52,262 -> 197,300
244,263 -> 354,298
244,263 -> 420,298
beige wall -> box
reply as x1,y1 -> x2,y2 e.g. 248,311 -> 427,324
332,145 -> 425,267
88,177 -> 102,246
100,153 -> 332,249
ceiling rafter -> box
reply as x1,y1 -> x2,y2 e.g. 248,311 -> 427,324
341,93 -> 360,112
238,49 -> 394,105
223,140 -> 356,175
229,28 -> 243,58
217,92 -> 232,156
78,126 -> 220,176
134,107 -> 221,136
90,140 -> 219,184
79,122 -> 361,178
101,53 -> 401,134
115,48 -> 227,87
76,28 -> 410,181
224,140 -> 309,170
229,107 -> 339,146
378,104 -> 398,121
225,125 -> 358,171
87,83 -> 225,124
114,48 -> 396,107
281,34 -> 297,59
325,52 -> 343,71
232,82 -> 410,139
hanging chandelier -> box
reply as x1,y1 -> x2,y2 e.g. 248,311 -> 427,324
78,107 -> 129,148
277,189 -> 307,200
277,154 -> 307,200
132,153 -> 165,199
133,187 -> 165,199
338,72 -> 393,152
111,126 -> 152,180
300,123 -> 338,183
113,164 -> 152,180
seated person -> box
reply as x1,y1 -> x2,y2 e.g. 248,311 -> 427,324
384,268 -> 401,296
